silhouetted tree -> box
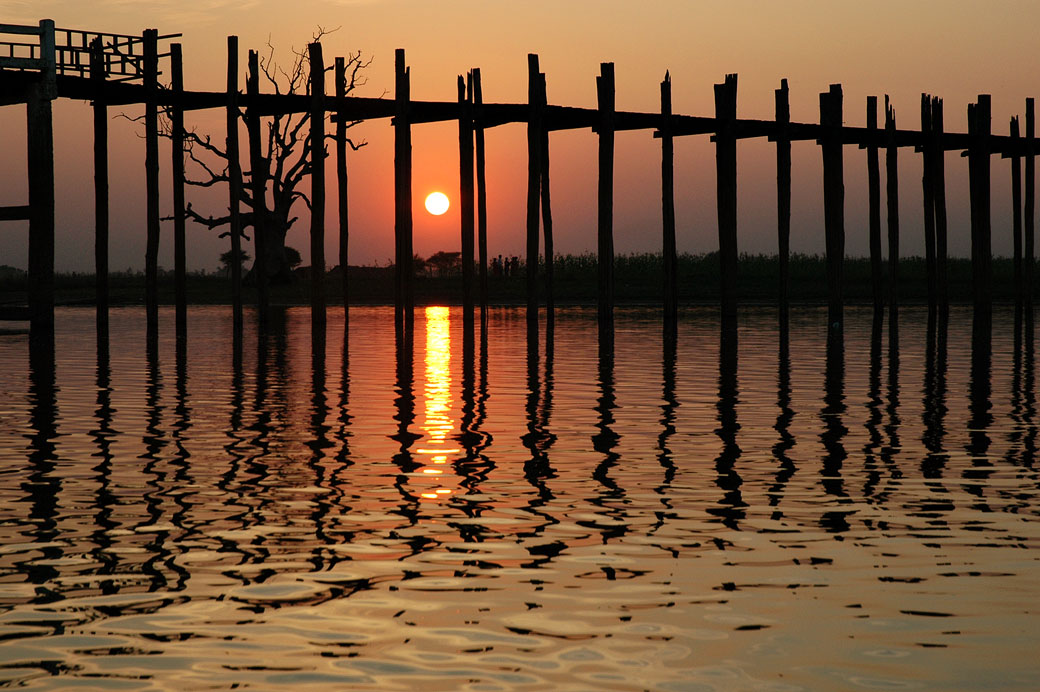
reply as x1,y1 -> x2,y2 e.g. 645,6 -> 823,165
219,248 -> 251,276
425,251 -> 462,277
171,30 -> 370,284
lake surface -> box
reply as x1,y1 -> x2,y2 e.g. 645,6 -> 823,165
0,305 -> 1037,691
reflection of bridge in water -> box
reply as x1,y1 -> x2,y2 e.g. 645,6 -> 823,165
1,19 -> 1036,349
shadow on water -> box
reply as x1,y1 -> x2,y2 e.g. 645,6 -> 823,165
709,316 -> 744,530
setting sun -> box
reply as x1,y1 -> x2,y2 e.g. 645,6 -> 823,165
424,191 -> 450,216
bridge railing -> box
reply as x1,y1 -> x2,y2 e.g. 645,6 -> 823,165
0,20 -> 178,83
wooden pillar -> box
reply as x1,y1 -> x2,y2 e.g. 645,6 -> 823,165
539,72 -> 554,320
866,96 -> 882,310
473,68 -> 488,321
526,54 -> 542,325
885,96 -> 899,309
171,43 -> 187,340
921,95 -> 937,305
661,71 -> 677,321
1027,98 -> 1035,307
27,19 -> 56,332
597,62 -> 615,326
1012,116 -> 1023,303
335,57 -> 349,319
246,50 -> 269,320
714,73 -> 738,321
90,37 -> 109,335
932,97 -> 948,308
458,74 -> 475,319
820,84 -> 845,328
775,78 -> 791,308
394,49 -> 413,321
969,95 -> 992,309
226,36 -> 243,333
143,28 -> 160,337
308,43 -> 326,327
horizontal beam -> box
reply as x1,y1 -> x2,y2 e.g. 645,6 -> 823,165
0,205 -> 30,221
1,70 -> 1027,156
0,306 -> 31,321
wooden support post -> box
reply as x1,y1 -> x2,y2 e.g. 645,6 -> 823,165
820,84 -> 845,328
171,43 -> 187,340
458,74 -> 475,319
90,37 -> 109,336
1012,116 -> 1023,303
473,68 -> 488,321
661,71 -> 677,321
335,57 -> 349,319
526,54 -> 542,325
921,95 -> 936,305
968,95 -> 992,310
539,72 -> 554,320
27,19 -> 56,332
932,97 -> 948,308
246,50 -> 269,320
885,96 -> 899,310
143,28 -> 160,337
775,78 -> 791,308
597,62 -> 616,326
394,49 -> 413,321
715,73 -> 738,321
308,42 -> 326,327
866,96 -> 882,310
1027,98 -> 1035,308
226,36 -> 243,333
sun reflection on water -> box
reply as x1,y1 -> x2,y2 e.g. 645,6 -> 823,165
417,306 -> 457,500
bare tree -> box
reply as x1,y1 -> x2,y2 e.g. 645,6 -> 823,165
173,29 -> 369,283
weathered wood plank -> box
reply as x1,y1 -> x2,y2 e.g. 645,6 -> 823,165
143,28 -> 159,337
775,78 -> 791,308
526,54 -> 542,326
715,73 -> 738,321
226,36 -> 243,333
867,96 -> 882,310
661,71 -> 677,321
820,84 -> 844,328
308,42 -> 326,327
171,43 -> 186,339
597,62 -> 615,326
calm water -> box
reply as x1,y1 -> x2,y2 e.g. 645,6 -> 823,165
0,305 -> 1037,691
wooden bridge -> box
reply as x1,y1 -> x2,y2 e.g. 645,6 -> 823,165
1,19 -> 1034,338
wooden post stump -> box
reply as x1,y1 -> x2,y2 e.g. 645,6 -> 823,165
866,96 -> 882,310
775,78 -> 791,309
661,71 -> 677,321
226,37 -> 243,334
715,74 -> 738,321
597,62 -> 615,327
308,42 -> 326,328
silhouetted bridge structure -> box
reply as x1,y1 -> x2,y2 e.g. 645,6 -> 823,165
1,20 -> 1035,339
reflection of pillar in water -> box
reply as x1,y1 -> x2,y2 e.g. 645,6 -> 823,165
26,329 -> 60,589
922,306 -> 950,479
591,323 -> 626,541
863,309 -> 884,499
769,311 -> 795,513
966,307 -> 993,496
710,318 -> 744,530
819,323 -> 849,532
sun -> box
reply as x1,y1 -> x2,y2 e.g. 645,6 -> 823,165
425,191 -> 450,216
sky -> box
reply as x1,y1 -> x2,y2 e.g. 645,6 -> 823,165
1,0 -> 1039,273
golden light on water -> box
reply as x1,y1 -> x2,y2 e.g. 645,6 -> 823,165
417,306 -> 456,500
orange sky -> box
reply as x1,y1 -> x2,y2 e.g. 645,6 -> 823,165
1,0 -> 1038,272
